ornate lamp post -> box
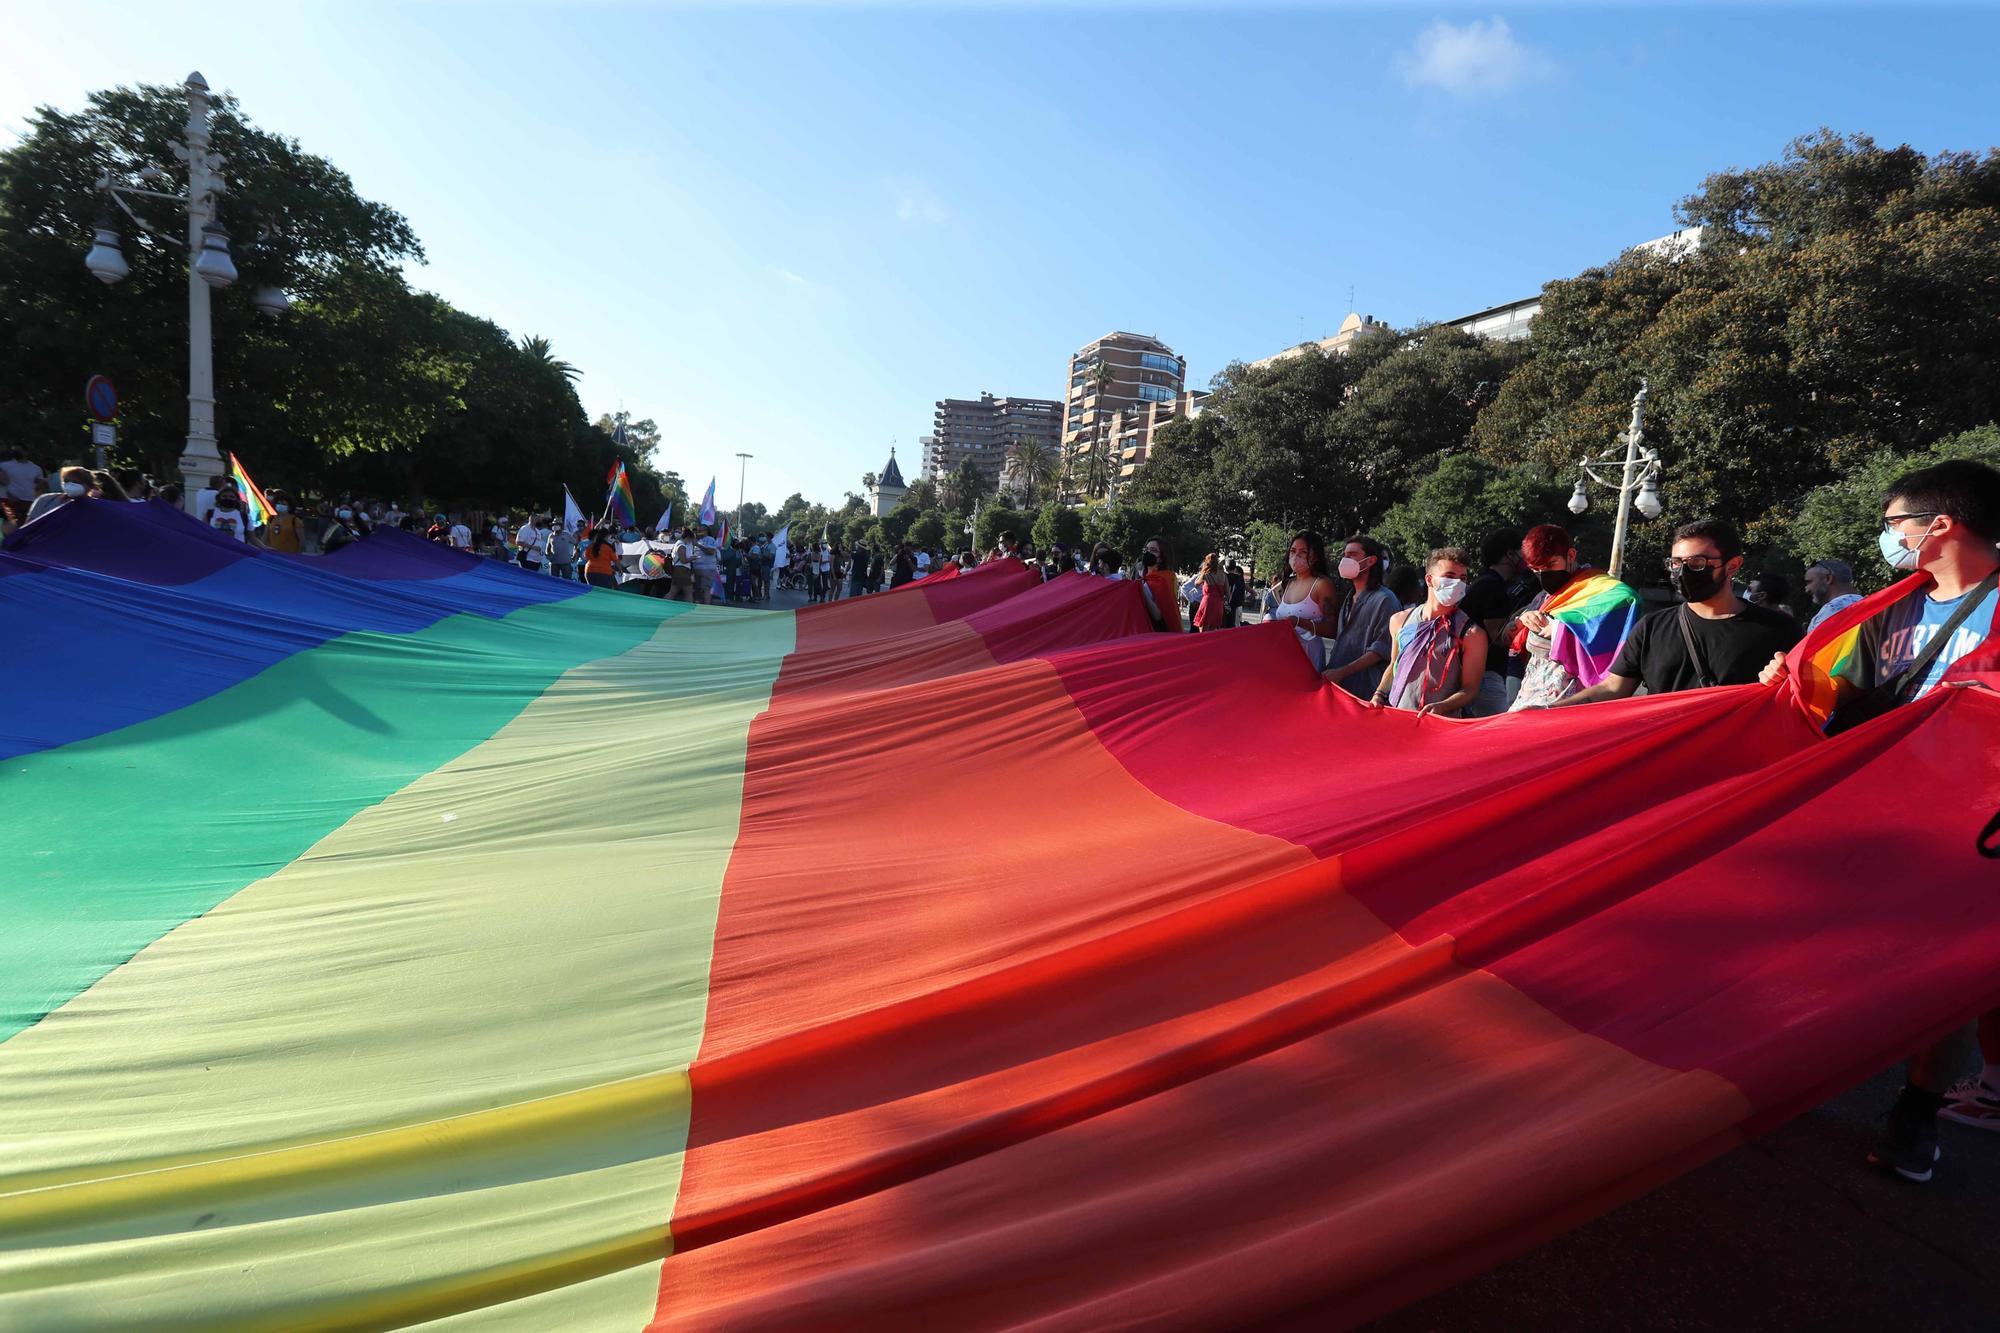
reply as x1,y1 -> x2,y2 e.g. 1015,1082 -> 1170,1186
1565,380 -> 1663,579
83,72 -> 290,513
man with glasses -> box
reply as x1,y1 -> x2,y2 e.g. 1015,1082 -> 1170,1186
1759,460 -> 2000,1182
1550,517 -> 1800,706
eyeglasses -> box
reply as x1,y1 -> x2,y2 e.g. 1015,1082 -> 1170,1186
1881,511 -> 1939,532
1664,555 -> 1730,572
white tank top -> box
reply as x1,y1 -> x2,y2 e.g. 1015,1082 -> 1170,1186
1272,583 -> 1324,625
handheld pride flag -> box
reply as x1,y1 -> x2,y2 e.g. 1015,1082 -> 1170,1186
226,452 -> 272,529
604,460 -> 637,528
698,478 -> 717,527
1542,570 -> 1643,687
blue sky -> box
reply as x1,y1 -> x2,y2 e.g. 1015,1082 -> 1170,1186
6,3 -> 1997,510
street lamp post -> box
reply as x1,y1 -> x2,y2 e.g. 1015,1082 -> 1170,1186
1565,380 -> 1662,580
83,72 -> 290,515
734,451 -> 753,535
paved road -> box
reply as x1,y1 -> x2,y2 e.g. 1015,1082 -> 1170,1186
732,584 -> 1999,1326
1371,1068 -> 1999,1331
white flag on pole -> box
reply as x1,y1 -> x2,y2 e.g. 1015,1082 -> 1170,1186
772,523 -> 790,570
654,503 -> 674,534
561,485 -> 585,531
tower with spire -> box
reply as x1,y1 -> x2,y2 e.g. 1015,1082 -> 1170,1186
868,445 -> 907,517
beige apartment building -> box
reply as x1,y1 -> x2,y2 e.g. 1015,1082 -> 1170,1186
1062,331 -> 1193,497
924,393 -> 1064,490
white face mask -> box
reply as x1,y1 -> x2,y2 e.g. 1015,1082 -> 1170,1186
275,503 -> 290,514
1289,552 -> 1310,574
62,481 -> 87,497
1338,555 -> 1363,580
1431,576 -> 1468,606
337,509 -> 353,521
1878,524 -> 1933,571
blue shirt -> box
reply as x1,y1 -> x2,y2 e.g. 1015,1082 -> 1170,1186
1804,592 -> 1863,633
1864,583 -> 1998,698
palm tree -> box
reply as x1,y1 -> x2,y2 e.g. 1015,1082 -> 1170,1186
520,335 -> 580,382
1008,439 -> 1059,507
1082,436 -> 1113,502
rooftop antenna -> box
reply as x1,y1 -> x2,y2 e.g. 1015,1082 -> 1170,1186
1346,283 -> 1356,315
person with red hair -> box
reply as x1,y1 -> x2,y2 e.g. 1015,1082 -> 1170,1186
1506,523 -> 1627,710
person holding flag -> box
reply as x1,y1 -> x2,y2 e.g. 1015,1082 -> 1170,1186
604,460 -> 638,529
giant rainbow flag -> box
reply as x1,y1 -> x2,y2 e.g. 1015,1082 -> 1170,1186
3,499 -> 1998,1329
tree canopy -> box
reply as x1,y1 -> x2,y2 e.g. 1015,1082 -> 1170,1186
0,82 -> 677,519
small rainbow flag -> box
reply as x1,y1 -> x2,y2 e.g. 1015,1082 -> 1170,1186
227,452 -> 272,529
604,460 -> 637,528
1544,571 -> 1643,688
1787,571 -> 1930,728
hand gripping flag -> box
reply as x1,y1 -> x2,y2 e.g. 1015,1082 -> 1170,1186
1541,570 -> 1643,687
698,478 -> 717,527
226,452 -> 272,529
604,461 -> 637,528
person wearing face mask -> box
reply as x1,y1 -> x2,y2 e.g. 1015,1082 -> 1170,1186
1269,531 -> 1338,665
1504,524 -> 1637,712
1321,535 -> 1399,698
263,489 -> 305,553
1371,548 -> 1489,715
322,504 -> 363,554
1552,518 -> 1799,706
25,466 -> 92,522
1758,460 -> 2000,1186
1763,460 -> 2000,722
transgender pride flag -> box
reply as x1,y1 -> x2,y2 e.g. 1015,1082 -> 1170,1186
698,477 -> 716,527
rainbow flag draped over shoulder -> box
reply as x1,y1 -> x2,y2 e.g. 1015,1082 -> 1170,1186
1543,569 -> 1643,687
605,460 -> 637,527
2,502 -> 1998,1329
227,451 -> 271,529
1785,570 -> 1933,729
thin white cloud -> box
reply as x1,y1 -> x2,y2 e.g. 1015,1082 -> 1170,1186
769,265 -> 810,286
1398,17 -> 1552,97
888,179 -> 949,226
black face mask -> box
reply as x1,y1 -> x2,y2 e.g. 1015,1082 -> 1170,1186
1671,564 -> 1727,603
1536,567 -> 1573,595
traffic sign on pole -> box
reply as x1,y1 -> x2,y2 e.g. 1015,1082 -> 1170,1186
85,375 -> 118,422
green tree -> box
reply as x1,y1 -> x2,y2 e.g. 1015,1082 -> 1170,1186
975,505 -> 1030,553
1030,501 -> 1084,553
1790,423 -> 2000,591
907,508 -> 948,550
1481,130 -> 2000,554
1006,439 -> 1060,508
877,501 -> 918,545
942,457 -> 993,517
1374,455 -> 1578,567
0,81 -> 420,478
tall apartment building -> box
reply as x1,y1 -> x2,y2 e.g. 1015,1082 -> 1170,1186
925,393 -> 1064,489
1062,331 -> 1188,496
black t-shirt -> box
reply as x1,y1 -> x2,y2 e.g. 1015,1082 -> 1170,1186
1611,602 -> 1802,694
1463,568 -> 1538,678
